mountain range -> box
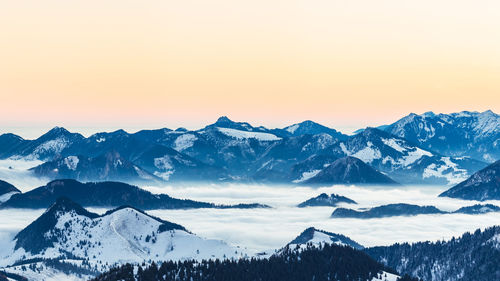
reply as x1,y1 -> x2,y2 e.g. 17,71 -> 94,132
0,179 -> 269,210
331,203 -> 500,219
382,110 -> 500,162
0,111 -> 498,185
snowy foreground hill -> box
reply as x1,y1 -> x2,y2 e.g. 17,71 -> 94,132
0,198 -> 248,280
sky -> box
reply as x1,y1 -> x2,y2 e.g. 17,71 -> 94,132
1,0 -> 499,138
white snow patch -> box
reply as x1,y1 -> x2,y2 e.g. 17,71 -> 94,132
399,147 -> 432,166
351,142 -> 382,163
153,155 -> 175,180
423,157 -> 468,185
29,138 -> 69,159
217,127 -> 281,141
64,156 -> 79,171
372,271 -> 399,281
134,166 -> 154,180
174,134 -> 197,151
0,191 -> 18,204
285,124 -> 299,134
381,138 -> 406,153
339,143 -> 350,155
292,170 -> 322,183
379,138 -> 433,167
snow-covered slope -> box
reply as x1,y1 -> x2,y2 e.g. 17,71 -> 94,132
384,110 -> 500,162
10,127 -> 85,161
30,152 -> 158,184
131,145 -> 226,182
297,193 -> 357,207
303,156 -> 398,185
439,160 -> 500,201
217,127 -> 281,141
337,128 -> 486,185
281,227 -> 364,252
0,198 -> 247,280
282,120 -> 348,140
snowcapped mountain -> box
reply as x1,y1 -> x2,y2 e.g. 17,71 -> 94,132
383,110 -> 500,162
0,114 -> 495,185
0,133 -> 27,159
365,226 -> 500,281
282,227 -> 364,251
331,203 -> 499,218
331,203 -> 445,219
0,198 -> 247,280
30,151 -> 158,184
0,179 -> 267,210
251,134 -> 343,182
0,179 -> 20,204
131,145 -> 227,182
303,156 -> 398,185
452,204 -> 500,214
297,193 -> 357,207
8,127 -> 85,161
335,128 -> 486,185
439,160 -> 500,201
282,120 -> 348,140
72,129 -> 154,160
290,154 -> 340,183
203,116 -> 271,133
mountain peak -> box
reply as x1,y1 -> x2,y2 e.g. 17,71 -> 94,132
102,205 -> 187,233
216,116 -> 233,124
44,126 -> 71,137
422,111 -> 436,118
283,120 -> 347,140
481,109 -> 495,116
14,197 -> 98,253
288,227 -> 363,250
47,196 -> 97,216
175,127 -> 188,132
45,178 -> 82,190
304,156 -> 398,185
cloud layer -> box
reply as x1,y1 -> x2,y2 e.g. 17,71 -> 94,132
0,159 -> 498,257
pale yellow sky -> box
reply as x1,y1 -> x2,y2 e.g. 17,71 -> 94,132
0,0 -> 499,137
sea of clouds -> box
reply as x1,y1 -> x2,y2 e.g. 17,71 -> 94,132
0,159 -> 499,257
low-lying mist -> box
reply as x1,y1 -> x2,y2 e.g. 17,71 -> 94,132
141,184 -> 500,253
0,159 -> 48,192
0,159 -> 499,256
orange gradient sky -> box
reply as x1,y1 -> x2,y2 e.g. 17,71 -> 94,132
1,0 -> 499,138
